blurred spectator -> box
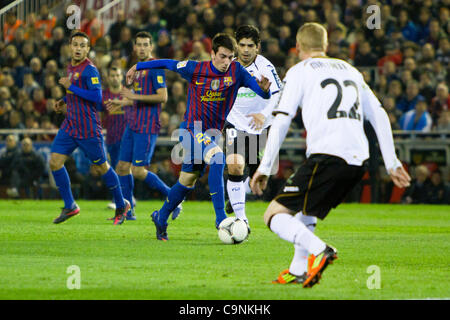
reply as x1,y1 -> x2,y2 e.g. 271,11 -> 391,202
436,110 -> 450,131
415,7 -> 432,44
15,137 -> 46,198
418,43 -> 436,67
354,41 -> 378,67
166,81 -> 185,114
38,115 -> 57,142
3,11 -> 23,44
81,9 -> 104,47
396,80 -> 425,113
159,111 -> 170,137
156,30 -> 174,59
399,97 -> 432,132
278,26 -> 296,53
169,100 -> 186,134
402,165 -> 430,204
436,37 -> 449,67
30,57 -> 44,84
265,38 -> 286,69
377,42 -> 403,68
187,41 -> 210,61
424,169 -> 448,204
201,8 -> 222,39
32,88 -> 47,115
108,9 -> 127,45
0,135 -> 20,197
396,9 -> 419,42
418,72 -> 436,102
403,57 -> 420,80
429,83 -> 450,126
8,110 -> 25,130
35,4 -> 56,40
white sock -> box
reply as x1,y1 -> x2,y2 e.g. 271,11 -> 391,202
244,176 -> 252,194
270,213 -> 325,256
227,179 -> 248,222
289,212 -> 317,276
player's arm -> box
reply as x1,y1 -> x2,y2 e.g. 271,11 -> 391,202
250,71 -> 301,195
59,67 -> 102,103
127,59 -> 196,84
361,80 -> 411,188
105,97 -> 133,113
240,64 -> 271,99
121,87 -> 168,104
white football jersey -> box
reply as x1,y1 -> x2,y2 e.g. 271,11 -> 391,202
272,57 -> 399,169
226,55 -> 282,134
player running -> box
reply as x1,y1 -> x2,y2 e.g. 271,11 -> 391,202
250,23 -> 411,287
126,33 -> 271,241
106,31 -> 180,220
224,25 -> 282,232
50,31 -> 130,225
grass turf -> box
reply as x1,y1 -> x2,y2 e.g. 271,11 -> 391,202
0,200 -> 448,300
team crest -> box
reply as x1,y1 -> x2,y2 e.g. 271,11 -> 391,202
74,72 -> 80,80
210,79 -> 220,91
142,71 -> 146,76
224,77 -> 233,87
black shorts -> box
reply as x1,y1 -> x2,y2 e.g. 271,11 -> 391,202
223,122 -> 268,170
274,154 -> 366,220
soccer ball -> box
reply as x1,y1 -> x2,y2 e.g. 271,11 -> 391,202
218,217 -> 249,244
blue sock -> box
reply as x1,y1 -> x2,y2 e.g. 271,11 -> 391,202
119,174 -> 134,209
102,168 -> 126,209
208,152 -> 227,226
52,166 -> 75,209
158,181 -> 193,226
144,171 -> 170,197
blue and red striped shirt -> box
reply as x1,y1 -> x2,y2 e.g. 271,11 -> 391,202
102,89 -> 127,145
136,59 -> 270,132
127,65 -> 166,134
61,58 -> 103,139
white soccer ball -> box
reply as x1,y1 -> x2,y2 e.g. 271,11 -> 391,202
218,217 -> 249,244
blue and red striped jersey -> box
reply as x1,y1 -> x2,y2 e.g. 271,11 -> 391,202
102,89 -> 127,145
61,58 -> 103,139
174,60 -> 261,131
127,65 -> 166,134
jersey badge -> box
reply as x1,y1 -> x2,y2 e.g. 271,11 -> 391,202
91,77 -> 99,84
157,75 -> 164,84
177,61 -> 188,69
211,79 -> 220,91
224,77 -> 233,87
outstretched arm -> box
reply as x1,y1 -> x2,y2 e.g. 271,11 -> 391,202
127,59 -> 195,85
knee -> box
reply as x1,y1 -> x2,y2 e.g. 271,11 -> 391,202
179,172 -> 197,188
93,162 -> 109,175
116,161 -> 131,176
49,156 -> 63,171
131,166 -> 146,180
226,154 -> 244,175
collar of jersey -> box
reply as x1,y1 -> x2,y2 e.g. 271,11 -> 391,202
209,61 -> 227,75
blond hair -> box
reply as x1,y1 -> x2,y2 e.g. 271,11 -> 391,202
296,23 -> 328,52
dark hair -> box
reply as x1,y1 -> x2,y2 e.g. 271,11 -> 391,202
235,25 -> 260,45
108,66 -> 122,74
70,30 -> 90,44
135,31 -> 152,45
212,33 -> 236,53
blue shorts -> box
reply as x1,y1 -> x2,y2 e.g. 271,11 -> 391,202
51,129 -> 107,165
106,141 -> 121,169
119,126 -> 158,167
180,128 -> 221,176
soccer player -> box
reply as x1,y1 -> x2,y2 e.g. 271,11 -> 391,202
250,23 -> 411,287
126,33 -> 271,240
101,66 -> 128,211
102,66 -> 127,171
50,31 -> 130,225
106,31 -> 177,220
224,25 -> 282,230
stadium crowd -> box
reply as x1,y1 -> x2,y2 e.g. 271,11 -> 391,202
0,0 -> 449,203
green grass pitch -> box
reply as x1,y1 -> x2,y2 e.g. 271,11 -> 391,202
0,200 -> 448,300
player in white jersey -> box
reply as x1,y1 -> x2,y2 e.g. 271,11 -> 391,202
224,25 -> 282,230
250,23 -> 411,288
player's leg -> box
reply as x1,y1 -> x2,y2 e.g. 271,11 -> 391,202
289,213 -> 317,278
116,127 -> 135,213
151,170 -> 197,240
226,153 -> 248,222
49,130 -> 79,223
131,133 -> 170,197
80,135 -> 130,224
205,144 -> 227,228
106,142 -> 120,209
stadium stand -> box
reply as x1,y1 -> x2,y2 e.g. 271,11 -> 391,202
0,0 -> 449,203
